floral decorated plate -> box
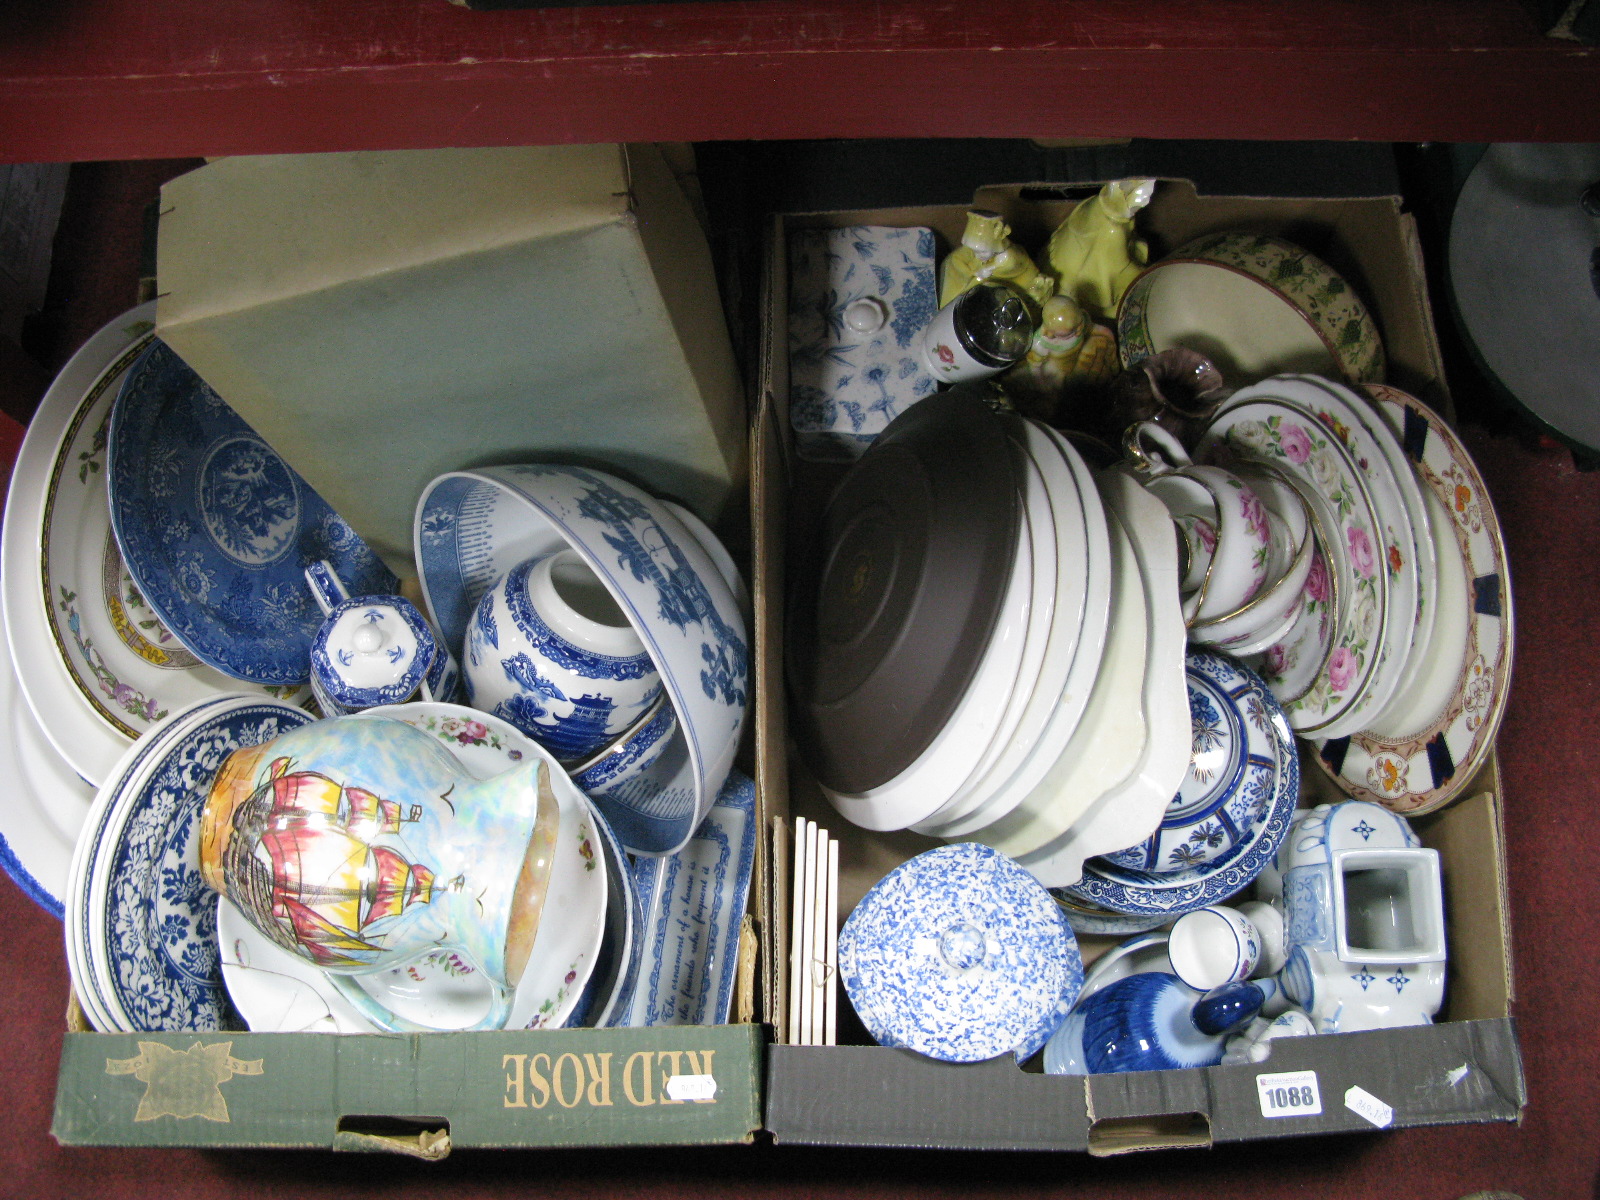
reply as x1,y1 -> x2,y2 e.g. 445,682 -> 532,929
571,798 -> 641,1028
1117,232 -> 1385,387
839,842 -> 1082,1062
1313,388 -> 1513,815
79,695 -> 313,1031
1239,375 -> 1435,740
355,701 -> 532,779
1060,654 -> 1298,920
107,340 -> 397,686
1198,397 -> 1388,733
5,303 -> 155,783
40,329 -> 312,754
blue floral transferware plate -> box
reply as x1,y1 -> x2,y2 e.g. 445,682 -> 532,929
107,340 -> 397,685
1100,651 -> 1282,873
626,770 -> 756,1026
85,695 -> 315,1031
787,225 -> 939,462
1061,654 -> 1299,920
415,465 -> 748,856
839,842 -> 1083,1063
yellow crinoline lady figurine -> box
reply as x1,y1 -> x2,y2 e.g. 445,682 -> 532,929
938,209 -> 1056,319
1043,178 -> 1157,321
1002,293 -> 1117,421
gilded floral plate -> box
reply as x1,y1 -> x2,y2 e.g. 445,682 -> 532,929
1198,397 -> 1388,733
1313,387 -> 1512,814
5,304 -> 158,783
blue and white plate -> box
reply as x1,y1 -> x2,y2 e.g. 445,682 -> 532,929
107,340 -> 397,685
1061,653 -> 1298,920
1101,651 -> 1284,873
81,696 -> 316,1031
415,465 -> 748,855
839,842 -> 1083,1063
626,770 -> 756,1026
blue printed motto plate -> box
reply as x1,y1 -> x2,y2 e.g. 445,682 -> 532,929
108,341 -> 397,684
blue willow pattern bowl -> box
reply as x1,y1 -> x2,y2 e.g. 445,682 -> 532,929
839,843 -> 1083,1063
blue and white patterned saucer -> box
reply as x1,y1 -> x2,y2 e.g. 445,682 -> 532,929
87,696 -> 315,1031
1061,654 -> 1298,920
108,341 -> 397,684
1101,651 -> 1282,872
838,843 -> 1083,1062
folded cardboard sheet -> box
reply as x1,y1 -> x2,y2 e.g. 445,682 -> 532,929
156,143 -> 746,580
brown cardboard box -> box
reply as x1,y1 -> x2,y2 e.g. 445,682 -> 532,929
754,181 -> 1522,1152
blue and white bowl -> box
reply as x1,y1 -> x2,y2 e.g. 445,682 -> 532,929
839,843 -> 1082,1063
107,340 -> 397,685
1102,651 -> 1284,873
465,551 -> 663,764
415,466 -> 748,856
1060,653 -> 1298,920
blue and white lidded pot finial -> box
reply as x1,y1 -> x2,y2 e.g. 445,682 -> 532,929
305,559 -> 460,716
464,550 -> 663,765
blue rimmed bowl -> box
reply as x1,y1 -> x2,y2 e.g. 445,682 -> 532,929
415,466 -> 747,857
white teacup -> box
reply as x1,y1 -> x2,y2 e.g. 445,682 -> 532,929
1124,423 -> 1277,624
1168,904 -> 1263,992
465,550 -> 663,764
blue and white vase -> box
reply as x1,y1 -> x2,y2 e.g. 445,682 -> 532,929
305,560 -> 459,715
465,551 -> 663,764
1048,972 -> 1264,1076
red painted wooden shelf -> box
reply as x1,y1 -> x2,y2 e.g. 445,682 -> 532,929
0,0 -> 1596,161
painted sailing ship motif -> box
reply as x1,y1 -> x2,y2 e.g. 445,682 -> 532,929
221,756 -> 435,967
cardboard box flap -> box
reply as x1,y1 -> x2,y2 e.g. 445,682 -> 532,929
158,146 -> 633,321
155,143 -> 747,576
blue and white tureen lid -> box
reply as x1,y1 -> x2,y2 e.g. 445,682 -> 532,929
310,595 -> 437,709
838,842 -> 1082,1062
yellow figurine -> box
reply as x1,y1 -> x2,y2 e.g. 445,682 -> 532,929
1002,294 -> 1118,421
938,209 -> 1056,317
1042,178 -> 1156,320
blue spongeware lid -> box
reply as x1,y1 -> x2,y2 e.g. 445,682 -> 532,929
838,842 -> 1082,1063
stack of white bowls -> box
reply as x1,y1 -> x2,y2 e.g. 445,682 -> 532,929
791,388 -> 1196,890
